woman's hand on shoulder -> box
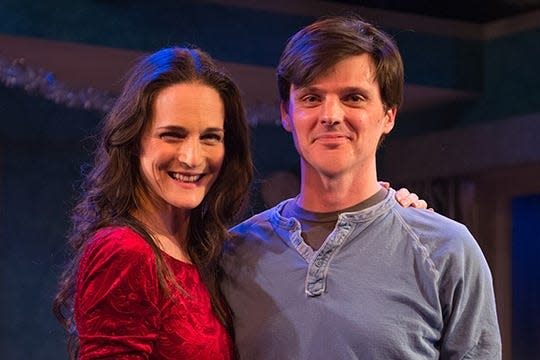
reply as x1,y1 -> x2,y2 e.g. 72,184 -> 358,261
379,181 -> 432,210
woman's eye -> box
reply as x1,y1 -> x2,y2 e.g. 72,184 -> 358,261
159,132 -> 182,141
202,133 -> 223,143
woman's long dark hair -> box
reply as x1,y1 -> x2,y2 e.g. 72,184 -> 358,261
52,47 -> 253,358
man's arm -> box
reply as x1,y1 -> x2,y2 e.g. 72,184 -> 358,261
438,229 -> 502,359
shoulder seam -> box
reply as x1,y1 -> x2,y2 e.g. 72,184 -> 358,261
390,207 -> 440,281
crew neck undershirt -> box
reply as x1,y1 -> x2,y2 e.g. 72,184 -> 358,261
282,188 -> 388,250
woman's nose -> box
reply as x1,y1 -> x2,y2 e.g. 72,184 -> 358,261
177,138 -> 202,168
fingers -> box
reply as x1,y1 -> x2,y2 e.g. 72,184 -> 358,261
395,188 -> 429,209
378,181 -> 390,189
395,188 -> 412,207
413,199 -> 428,209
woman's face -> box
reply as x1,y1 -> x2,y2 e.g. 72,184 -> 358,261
138,82 -> 225,212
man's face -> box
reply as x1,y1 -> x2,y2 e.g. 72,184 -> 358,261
281,54 -> 396,180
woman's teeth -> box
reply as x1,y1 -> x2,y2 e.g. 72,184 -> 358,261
169,172 -> 202,182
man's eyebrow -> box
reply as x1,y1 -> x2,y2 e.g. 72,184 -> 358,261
295,85 -> 370,93
294,85 -> 328,94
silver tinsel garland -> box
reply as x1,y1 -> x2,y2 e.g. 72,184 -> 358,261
0,55 -> 280,125
0,56 -> 116,113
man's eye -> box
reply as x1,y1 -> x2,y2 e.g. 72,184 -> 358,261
345,94 -> 365,102
301,95 -> 320,104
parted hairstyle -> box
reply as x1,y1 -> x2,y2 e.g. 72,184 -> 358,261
277,15 -> 404,112
53,46 -> 253,358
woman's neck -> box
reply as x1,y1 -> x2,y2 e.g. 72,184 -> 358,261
133,195 -> 192,263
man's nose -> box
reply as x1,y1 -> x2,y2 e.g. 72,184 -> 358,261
320,97 -> 344,126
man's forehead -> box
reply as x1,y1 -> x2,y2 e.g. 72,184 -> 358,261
292,54 -> 377,90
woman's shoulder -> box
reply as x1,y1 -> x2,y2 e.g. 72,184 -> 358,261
75,226 -> 161,328
85,226 -> 154,262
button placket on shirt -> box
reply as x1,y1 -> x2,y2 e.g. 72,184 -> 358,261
305,220 -> 352,296
288,220 -> 314,262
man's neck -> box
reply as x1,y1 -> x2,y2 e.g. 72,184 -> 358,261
297,165 -> 382,212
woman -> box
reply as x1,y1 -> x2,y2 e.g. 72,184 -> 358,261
53,47 -> 252,359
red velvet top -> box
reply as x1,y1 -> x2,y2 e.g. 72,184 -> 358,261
75,227 -> 233,359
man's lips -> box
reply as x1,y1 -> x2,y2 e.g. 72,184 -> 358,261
313,133 -> 350,143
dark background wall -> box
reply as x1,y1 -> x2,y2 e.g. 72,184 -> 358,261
0,1 -> 539,359
512,195 -> 540,360
0,86 -> 98,358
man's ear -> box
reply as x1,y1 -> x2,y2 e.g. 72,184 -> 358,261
280,102 -> 292,132
382,106 -> 397,134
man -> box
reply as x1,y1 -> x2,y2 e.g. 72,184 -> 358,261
221,16 -> 501,359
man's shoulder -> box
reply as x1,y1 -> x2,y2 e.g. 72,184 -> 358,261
393,205 -> 470,236
230,207 -> 275,235
390,204 -> 479,259
223,201 -> 293,261
222,205 -> 285,273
